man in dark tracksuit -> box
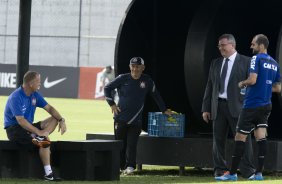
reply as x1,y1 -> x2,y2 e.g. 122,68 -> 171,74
104,57 -> 172,175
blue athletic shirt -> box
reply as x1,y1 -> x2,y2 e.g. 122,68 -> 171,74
4,86 -> 48,129
104,73 -> 166,125
244,53 -> 281,108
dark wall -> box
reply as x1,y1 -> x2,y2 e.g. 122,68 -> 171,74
115,0 -> 204,133
115,0 -> 282,138
185,0 -> 282,137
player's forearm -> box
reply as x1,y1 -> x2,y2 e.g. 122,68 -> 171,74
104,86 -> 116,106
240,78 -> 254,87
46,105 -> 63,121
241,73 -> 257,87
272,83 -> 281,93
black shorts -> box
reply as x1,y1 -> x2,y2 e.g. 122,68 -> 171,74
236,104 -> 272,135
6,122 -> 42,147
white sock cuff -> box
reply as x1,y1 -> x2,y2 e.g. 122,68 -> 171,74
44,165 -> 52,176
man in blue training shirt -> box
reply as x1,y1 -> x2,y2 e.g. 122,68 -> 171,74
4,71 -> 67,181
216,34 -> 281,181
104,57 -> 172,175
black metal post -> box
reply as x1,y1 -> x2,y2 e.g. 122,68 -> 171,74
77,0 -> 82,67
16,0 -> 32,87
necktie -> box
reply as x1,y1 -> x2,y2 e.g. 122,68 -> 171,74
219,58 -> 229,94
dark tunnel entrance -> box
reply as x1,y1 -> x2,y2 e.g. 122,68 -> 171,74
115,0 -> 282,138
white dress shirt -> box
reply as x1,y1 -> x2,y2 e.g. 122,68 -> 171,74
218,52 -> 237,99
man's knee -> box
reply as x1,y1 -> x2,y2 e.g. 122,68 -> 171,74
254,128 -> 267,140
235,132 -> 247,142
40,117 -> 59,131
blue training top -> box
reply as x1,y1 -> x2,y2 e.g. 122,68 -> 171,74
244,53 -> 281,108
4,86 -> 48,129
104,73 -> 166,125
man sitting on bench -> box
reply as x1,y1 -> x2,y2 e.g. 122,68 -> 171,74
4,71 -> 67,181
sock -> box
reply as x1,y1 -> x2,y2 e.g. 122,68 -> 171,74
230,141 -> 245,175
44,165 -> 52,176
256,138 -> 267,173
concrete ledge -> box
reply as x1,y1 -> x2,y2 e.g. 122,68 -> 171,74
0,141 -> 46,178
86,133 -> 282,172
55,140 -> 122,181
0,140 -> 122,181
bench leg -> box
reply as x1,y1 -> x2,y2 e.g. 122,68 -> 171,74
179,166 -> 185,175
137,164 -> 142,171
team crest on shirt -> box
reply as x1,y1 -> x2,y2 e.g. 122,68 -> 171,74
140,81 -> 146,88
32,98 -> 36,106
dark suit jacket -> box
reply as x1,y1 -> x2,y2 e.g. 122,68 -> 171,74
202,54 -> 250,119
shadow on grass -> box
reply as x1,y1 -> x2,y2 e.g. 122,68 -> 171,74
120,167 -> 282,184
120,167 -> 216,184
136,167 -> 214,176
1,168 -> 282,184
136,166 -> 282,176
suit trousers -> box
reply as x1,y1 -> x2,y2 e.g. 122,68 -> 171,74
213,100 -> 255,178
114,121 -> 141,170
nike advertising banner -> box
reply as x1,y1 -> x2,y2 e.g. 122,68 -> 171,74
30,65 -> 79,98
0,64 -> 79,98
0,64 -> 17,95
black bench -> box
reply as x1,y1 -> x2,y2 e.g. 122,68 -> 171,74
0,141 -> 45,178
55,140 -> 122,181
0,139 -> 122,181
87,133 -> 282,173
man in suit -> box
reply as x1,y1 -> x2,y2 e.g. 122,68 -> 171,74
201,34 -> 255,178
215,34 -> 281,181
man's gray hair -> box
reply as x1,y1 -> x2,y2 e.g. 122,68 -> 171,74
219,34 -> 236,46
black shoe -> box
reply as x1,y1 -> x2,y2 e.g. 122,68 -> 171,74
44,173 -> 62,181
32,136 -> 51,148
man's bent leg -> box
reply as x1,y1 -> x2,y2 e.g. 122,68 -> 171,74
6,124 -> 35,149
40,117 -> 59,134
39,141 -> 61,181
39,147 -> 53,176
39,147 -> 51,166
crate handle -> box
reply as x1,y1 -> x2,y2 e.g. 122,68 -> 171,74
167,116 -> 177,123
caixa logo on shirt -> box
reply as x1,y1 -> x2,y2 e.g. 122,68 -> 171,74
250,56 -> 257,70
263,63 -> 277,71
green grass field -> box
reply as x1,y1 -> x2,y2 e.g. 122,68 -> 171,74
0,96 -> 282,184
0,96 -> 114,141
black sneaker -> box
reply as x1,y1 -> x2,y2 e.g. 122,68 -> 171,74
44,173 -> 62,181
32,136 -> 51,148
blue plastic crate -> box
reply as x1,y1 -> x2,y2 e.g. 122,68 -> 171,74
147,112 -> 185,138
